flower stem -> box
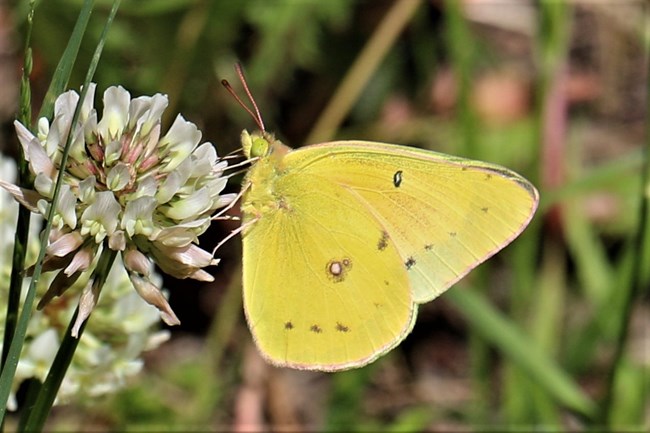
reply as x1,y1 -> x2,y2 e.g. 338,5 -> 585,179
19,248 -> 117,432
1,0 -> 34,373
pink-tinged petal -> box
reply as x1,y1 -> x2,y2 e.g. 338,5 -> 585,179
47,231 -> 84,257
109,230 -> 126,251
129,273 -> 180,326
170,243 -> 217,268
13,120 -> 35,158
57,185 -> 78,229
64,246 -> 94,276
123,248 -> 152,276
216,192 -> 238,208
140,243 -> 219,279
147,243 -> 218,280
71,279 -> 100,338
0,179 -> 42,212
188,268 -> 216,282
34,173 -> 54,198
171,244 -> 219,268
27,137 -> 56,178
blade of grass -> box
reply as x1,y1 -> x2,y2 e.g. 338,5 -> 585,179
305,0 -> 422,144
443,0 -> 477,157
0,0 -> 96,422
526,238 -> 566,424
446,288 -> 597,418
502,228 -> 542,423
38,0 -> 95,120
540,149 -> 644,212
1,4 -> 36,432
2,0 -> 35,372
599,17 -> 650,426
501,0 -> 572,424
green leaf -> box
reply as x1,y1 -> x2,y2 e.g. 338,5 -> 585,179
446,288 -> 597,418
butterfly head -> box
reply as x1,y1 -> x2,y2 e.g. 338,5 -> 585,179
242,129 -> 289,161
242,129 -> 270,158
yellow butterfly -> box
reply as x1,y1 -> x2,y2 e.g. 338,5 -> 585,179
222,67 -> 539,372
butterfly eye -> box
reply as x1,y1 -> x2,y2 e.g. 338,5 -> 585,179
250,137 -> 270,158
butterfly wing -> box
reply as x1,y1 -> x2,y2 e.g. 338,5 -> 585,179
281,141 -> 539,304
241,139 -> 538,371
242,164 -> 416,371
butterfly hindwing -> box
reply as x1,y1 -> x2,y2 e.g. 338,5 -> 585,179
242,166 -> 416,371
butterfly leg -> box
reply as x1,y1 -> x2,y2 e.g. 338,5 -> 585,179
211,217 -> 258,257
211,182 -> 250,220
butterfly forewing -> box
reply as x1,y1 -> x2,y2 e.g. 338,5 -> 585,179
284,141 -> 539,304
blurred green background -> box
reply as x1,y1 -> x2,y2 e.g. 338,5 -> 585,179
0,0 -> 648,431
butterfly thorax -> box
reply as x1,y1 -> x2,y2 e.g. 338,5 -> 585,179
241,130 -> 292,223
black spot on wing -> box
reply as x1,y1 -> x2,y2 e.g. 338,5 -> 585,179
336,323 -> 350,332
310,325 -> 323,333
284,321 -> 294,330
424,244 -> 434,251
393,170 -> 403,187
377,231 -> 389,251
326,258 -> 352,283
405,257 -> 416,270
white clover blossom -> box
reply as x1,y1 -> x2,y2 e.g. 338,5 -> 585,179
0,152 -> 170,409
0,84 -> 235,331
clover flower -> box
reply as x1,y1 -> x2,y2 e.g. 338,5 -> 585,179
0,152 -> 170,409
0,84 -> 234,334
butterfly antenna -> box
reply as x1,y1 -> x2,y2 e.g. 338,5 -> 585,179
221,63 -> 266,132
235,63 -> 265,131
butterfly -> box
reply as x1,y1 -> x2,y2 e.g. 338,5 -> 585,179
219,65 -> 539,372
